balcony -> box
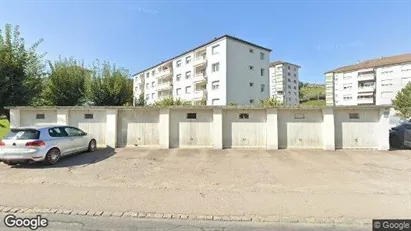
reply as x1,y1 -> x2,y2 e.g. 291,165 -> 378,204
193,72 -> 207,83
158,89 -> 172,100
157,68 -> 172,79
193,55 -> 207,67
357,94 -> 375,105
358,85 -> 375,93
192,89 -> 205,99
157,81 -> 172,91
357,71 -> 376,81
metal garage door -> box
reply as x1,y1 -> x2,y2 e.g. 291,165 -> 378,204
68,110 -> 106,146
334,109 -> 379,149
117,109 -> 159,147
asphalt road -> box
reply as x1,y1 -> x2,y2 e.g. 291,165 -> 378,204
0,212 -> 368,231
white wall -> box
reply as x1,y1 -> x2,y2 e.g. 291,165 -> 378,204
223,109 -> 267,148
117,109 -> 160,147
20,110 -> 58,127
169,109 -> 213,148
226,40 -> 270,105
278,109 -> 323,148
13,106 -> 390,150
376,63 -> 411,105
206,39 -> 228,105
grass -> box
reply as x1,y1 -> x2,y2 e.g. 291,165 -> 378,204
300,86 -> 325,96
0,118 -> 10,139
301,100 -> 326,106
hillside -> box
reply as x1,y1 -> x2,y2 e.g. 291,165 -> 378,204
300,84 -> 326,106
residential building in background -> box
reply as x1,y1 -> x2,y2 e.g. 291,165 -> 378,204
325,53 -> 411,106
133,35 -> 271,106
269,61 -> 300,105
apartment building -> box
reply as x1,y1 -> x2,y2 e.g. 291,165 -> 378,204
325,53 -> 411,106
269,61 -> 300,105
133,35 -> 271,106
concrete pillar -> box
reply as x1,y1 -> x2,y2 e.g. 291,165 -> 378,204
322,108 -> 335,150
378,108 -> 390,151
159,108 -> 170,149
9,109 -> 20,128
57,109 -> 69,125
266,108 -> 278,150
106,109 -> 118,148
212,108 -> 223,149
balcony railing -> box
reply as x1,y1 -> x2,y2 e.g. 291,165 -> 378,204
193,72 -> 207,82
357,97 -> 374,104
157,82 -> 172,91
193,55 -> 207,66
157,68 -> 172,79
358,86 -> 375,93
357,72 -> 376,81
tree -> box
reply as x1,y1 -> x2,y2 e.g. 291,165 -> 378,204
87,60 -> 133,106
135,93 -> 146,106
154,97 -> 191,106
0,24 -> 45,116
259,97 -> 283,107
39,57 -> 89,106
393,82 -> 411,118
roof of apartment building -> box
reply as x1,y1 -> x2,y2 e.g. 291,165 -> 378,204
133,35 -> 272,77
269,61 -> 301,68
325,53 -> 411,74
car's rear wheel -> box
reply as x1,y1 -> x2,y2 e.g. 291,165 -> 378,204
4,161 -> 17,166
88,139 -> 97,152
44,148 -> 61,165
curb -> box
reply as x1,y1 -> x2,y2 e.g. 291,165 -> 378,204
0,205 -> 369,225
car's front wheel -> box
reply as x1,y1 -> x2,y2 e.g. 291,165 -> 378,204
44,148 -> 61,165
88,139 -> 97,152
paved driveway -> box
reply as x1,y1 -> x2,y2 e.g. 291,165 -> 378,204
0,148 -> 410,224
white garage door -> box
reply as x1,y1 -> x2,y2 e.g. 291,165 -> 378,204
68,110 -> 107,146
117,110 -> 160,147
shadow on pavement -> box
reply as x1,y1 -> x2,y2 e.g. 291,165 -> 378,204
12,147 -> 116,169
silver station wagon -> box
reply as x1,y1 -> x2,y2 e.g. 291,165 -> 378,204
0,125 -> 97,165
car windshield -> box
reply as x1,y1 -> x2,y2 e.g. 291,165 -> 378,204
3,129 -> 40,140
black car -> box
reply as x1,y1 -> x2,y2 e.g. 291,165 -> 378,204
389,122 -> 411,148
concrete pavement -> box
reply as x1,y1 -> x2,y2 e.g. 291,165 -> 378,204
0,212 -> 368,231
0,148 -> 410,225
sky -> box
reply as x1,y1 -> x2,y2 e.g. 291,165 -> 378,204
1,0 -> 411,83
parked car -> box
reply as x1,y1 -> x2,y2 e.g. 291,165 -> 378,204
0,125 -> 96,165
389,122 -> 411,148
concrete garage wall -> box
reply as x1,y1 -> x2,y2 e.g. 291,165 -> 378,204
20,110 -> 58,127
170,109 -> 213,148
223,109 -> 267,148
278,109 -> 323,149
8,106 -> 391,151
117,109 -> 160,147
68,110 -> 107,146
334,109 -> 380,149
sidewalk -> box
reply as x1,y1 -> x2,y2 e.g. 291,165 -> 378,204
0,148 -> 410,224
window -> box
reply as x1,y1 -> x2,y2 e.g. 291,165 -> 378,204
239,113 -> 249,119
146,83 -> 149,89
288,78 -> 291,82
151,93 -> 155,99
152,70 -> 155,76
277,66 -> 282,71
288,66 -> 290,70
186,56 -> 191,64
288,85 -> 291,89
48,127 -> 67,137
261,84 -> 265,92
4,129 -> 40,140
402,77 -> 411,85
249,48 -> 254,53
249,65 -> 254,70
249,99 -> 254,103
260,52 -> 264,60
36,114 -> 45,119
65,127 -> 86,137
293,86 -> 297,90
212,44 -> 220,55
185,71 -> 191,79
212,62 -> 220,72
288,91 -> 291,94
402,64 -> 411,72
277,91 -> 283,94
381,79 -> 393,86
185,86 -> 191,93
294,67 -> 297,71
84,114 -> 93,119
176,60 -> 182,67
146,73 -> 149,78
294,113 -> 305,119
343,95 -> 353,101
343,84 -> 352,90
349,113 -> 360,119
293,80 -> 297,83
212,98 -> 220,105
249,82 -> 254,87
343,75 -> 352,80
176,74 -> 181,81
151,82 -> 155,87
260,68 -> 264,76
288,97 -> 291,101
176,88 -> 181,95
293,73 -> 296,77
212,81 -> 220,90
287,72 -> 290,76
186,113 -> 197,120
146,94 -> 149,100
